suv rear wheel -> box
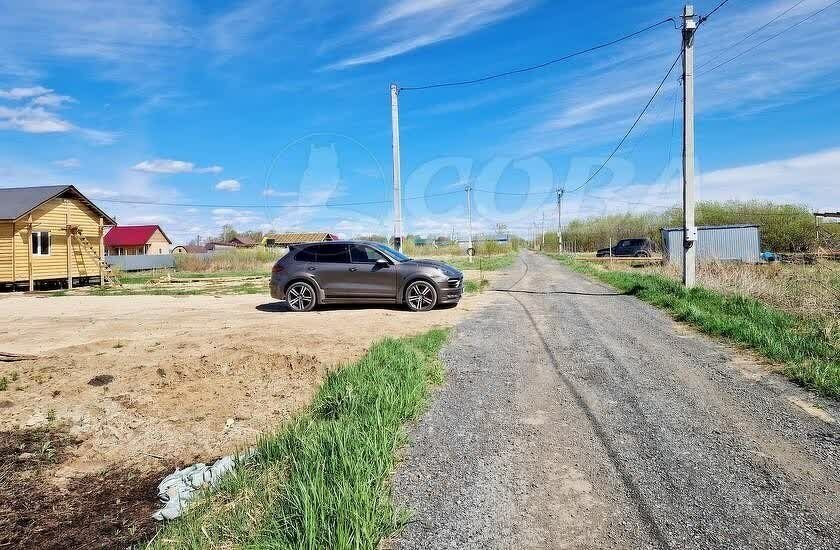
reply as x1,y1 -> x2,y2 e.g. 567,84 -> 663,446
405,280 -> 437,312
286,281 -> 317,312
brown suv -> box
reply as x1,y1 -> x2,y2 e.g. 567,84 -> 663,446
269,241 -> 464,312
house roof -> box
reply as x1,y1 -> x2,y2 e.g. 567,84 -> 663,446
105,225 -> 172,247
264,232 -> 338,245
229,236 -> 255,246
0,185 -> 116,224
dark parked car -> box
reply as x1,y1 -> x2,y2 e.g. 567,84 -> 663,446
269,241 -> 463,312
596,238 -> 656,257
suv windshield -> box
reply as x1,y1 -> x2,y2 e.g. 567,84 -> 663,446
375,244 -> 411,262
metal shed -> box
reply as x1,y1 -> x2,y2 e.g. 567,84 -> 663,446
661,224 -> 760,266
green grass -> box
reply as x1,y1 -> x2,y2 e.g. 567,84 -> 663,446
436,253 -> 516,272
152,329 -> 449,549
86,283 -> 265,297
464,278 -> 489,294
546,254 -> 840,398
115,269 -> 266,285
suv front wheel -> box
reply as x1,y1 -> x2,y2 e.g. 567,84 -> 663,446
405,280 -> 437,312
286,281 -> 317,312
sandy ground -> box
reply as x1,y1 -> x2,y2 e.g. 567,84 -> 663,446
0,284 -> 494,484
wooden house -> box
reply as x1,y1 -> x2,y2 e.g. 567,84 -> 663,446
0,185 -> 116,291
104,225 -> 172,256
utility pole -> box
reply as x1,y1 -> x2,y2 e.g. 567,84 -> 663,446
556,187 -> 565,253
681,5 -> 697,287
465,185 -> 474,263
540,211 -> 545,251
390,83 -> 403,251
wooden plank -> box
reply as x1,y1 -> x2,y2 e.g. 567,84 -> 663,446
27,215 -> 33,291
99,217 -> 104,287
11,220 -> 16,290
66,204 -> 72,289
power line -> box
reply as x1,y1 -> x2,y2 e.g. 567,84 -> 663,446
399,18 -> 677,91
699,0 -> 840,76
97,189 -> 464,210
696,0 -> 808,70
566,49 -> 683,195
698,0 -> 733,25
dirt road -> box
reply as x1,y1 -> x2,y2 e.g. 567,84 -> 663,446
392,251 -> 839,549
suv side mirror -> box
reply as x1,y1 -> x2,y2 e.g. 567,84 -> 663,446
375,258 -> 390,267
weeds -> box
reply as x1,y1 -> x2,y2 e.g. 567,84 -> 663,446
464,278 -> 489,294
0,377 -> 7,391
548,254 -> 840,398
152,329 -> 449,549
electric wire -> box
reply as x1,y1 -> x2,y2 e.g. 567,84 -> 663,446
565,49 -> 683,195
96,189 -> 464,210
696,0 -> 808,70
398,18 -> 677,91
698,0 -> 733,25
699,0 -> 840,76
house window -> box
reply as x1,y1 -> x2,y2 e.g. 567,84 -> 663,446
31,231 -> 50,256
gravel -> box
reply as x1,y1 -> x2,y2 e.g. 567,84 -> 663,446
390,251 -> 839,549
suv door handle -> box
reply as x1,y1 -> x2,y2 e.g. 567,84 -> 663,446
348,267 -> 358,272
307,266 -> 317,271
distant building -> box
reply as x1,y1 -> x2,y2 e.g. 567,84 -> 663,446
104,225 -> 172,256
205,236 -> 258,251
262,232 -> 338,247
171,244 -> 206,254
661,224 -> 760,266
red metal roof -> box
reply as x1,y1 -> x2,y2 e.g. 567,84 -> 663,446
104,225 -> 171,247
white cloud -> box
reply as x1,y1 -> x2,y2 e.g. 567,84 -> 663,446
0,86 -> 51,100
0,1 -> 193,83
0,104 -> 73,133
324,0 -> 534,69
262,187 -> 298,198
53,157 -> 81,169
215,179 -> 241,192
31,93 -> 75,108
197,165 -> 223,174
132,159 -> 223,174
0,84 -> 111,142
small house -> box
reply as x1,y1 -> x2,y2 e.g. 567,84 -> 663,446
262,232 -> 338,248
205,236 -> 257,251
104,225 -> 172,256
0,185 -> 116,290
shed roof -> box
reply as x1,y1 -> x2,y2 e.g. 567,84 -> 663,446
105,225 -> 171,247
0,185 -> 116,223
264,232 -> 338,245
661,224 -> 759,232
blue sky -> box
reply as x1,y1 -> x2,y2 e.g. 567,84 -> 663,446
1,0 -> 838,243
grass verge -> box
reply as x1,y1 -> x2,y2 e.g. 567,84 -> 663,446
437,253 -> 516,272
151,328 -> 449,549
546,254 -> 840,398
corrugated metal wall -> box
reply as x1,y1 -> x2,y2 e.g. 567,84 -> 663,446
661,225 -> 760,266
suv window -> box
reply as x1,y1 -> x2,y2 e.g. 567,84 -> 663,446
294,246 -> 318,262
350,244 -> 386,264
314,243 -> 350,263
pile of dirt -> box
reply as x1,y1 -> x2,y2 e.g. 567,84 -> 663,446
0,425 -> 170,549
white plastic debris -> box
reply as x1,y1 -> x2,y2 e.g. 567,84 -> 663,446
152,449 -> 255,521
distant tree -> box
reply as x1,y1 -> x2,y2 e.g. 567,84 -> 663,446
219,224 -> 238,242
354,234 -> 388,243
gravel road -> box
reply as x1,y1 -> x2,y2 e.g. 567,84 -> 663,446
391,251 -> 839,549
